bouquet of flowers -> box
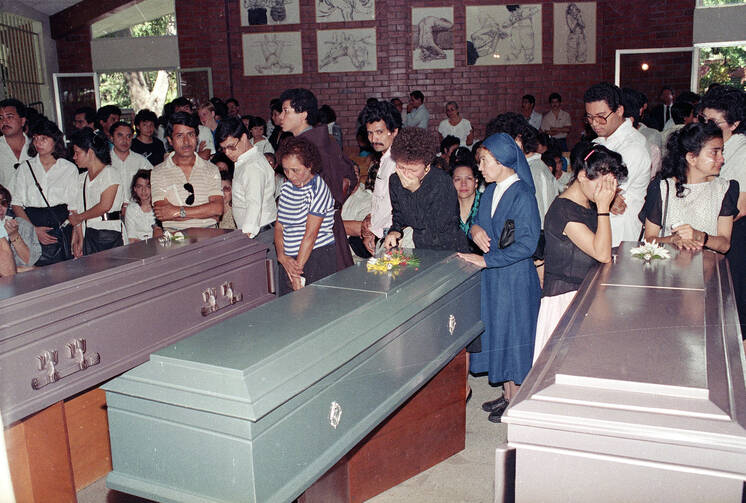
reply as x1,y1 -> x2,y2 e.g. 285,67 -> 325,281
630,241 -> 670,261
158,230 -> 187,245
366,250 -> 420,275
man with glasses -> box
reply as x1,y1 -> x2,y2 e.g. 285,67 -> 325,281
0,99 -> 31,190
584,82 -> 651,247
151,112 -> 223,231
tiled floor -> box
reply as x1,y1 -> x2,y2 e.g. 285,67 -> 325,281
77,374 -> 506,503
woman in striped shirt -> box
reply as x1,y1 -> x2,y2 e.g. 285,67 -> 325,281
275,137 -> 336,295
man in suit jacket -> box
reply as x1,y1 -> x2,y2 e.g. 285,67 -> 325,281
645,86 -> 675,131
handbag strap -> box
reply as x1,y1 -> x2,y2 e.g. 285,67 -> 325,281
660,179 -> 670,237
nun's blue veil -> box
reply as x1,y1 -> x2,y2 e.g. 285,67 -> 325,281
480,133 -> 536,194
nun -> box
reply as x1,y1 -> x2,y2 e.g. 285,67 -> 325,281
458,132 -> 541,423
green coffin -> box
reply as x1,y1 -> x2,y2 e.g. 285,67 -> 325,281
103,249 -> 483,503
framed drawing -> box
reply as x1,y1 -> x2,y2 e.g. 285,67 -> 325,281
465,4 -> 542,66
412,7 -> 454,70
553,2 -> 596,64
240,0 -> 300,26
316,0 -> 375,23
242,32 -> 303,76
317,28 -> 377,73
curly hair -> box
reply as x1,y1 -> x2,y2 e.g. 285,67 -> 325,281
279,88 -> 319,126
569,141 -> 628,185
129,169 -> 151,206
661,121 -> 722,198
485,113 -> 538,154
358,100 -> 402,134
389,127 -> 439,167
700,85 -> 746,134
276,136 -> 323,175
28,118 -> 68,160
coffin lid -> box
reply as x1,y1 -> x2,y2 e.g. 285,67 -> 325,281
103,249 -> 480,422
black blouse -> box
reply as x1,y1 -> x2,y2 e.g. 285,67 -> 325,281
543,197 -> 599,297
388,167 -> 469,252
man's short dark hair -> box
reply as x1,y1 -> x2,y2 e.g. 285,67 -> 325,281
171,97 -> 192,110
214,117 -> 249,145
485,113 -> 539,154
410,90 -> 424,102
0,98 -> 27,117
522,94 -> 536,106
660,86 -> 673,96
279,88 -> 319,126
165,111 -> 200,138
95,104 -> 121,128
318,104 -> 337,124
226,98 -> 239,107
671,102 -> 694,124
358,100 -> 402,133
270,98 -> 282,113
549,92 -> 562,103
621,88 -> 644,123
675,91 -> 700,106
584,83 -> 623,112
74,106 -> 96,124
390,127 -> 438,166
109,120 -> 134,137
134,109 -> 158,128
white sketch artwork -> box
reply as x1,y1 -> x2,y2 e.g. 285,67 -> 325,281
242,32 -> 303,76
316,0 -> 375,23
317,29 -> 376,73
554,2 -> 596,64
465,4 -> 542,66
412,7 -> 454,70
240,0 -> 300,26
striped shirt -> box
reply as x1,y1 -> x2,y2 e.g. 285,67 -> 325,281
277,174 -> 335,256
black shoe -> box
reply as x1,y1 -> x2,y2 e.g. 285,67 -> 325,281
487,400 -> 509,423
481,395 -> 507,412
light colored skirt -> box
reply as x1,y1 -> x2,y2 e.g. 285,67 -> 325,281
533,290 -> 577,363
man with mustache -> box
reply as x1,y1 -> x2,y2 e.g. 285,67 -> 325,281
0,99 -> 31,190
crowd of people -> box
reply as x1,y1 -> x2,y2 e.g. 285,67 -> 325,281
0,81 -> 743,423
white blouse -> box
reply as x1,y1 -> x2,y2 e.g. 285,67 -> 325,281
80,166 -> 124,232
10,156 -> 80,210
124,202 -> 155,241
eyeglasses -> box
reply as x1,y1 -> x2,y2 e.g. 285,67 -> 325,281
583,110 -> 614,125
183,183 -> 195,205
697,114 -> 727,127
219,138 -> 240,153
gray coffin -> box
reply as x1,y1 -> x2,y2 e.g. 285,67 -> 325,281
103,249 -> 483,503
0,229 -> 273,425
499,242 -> 746,503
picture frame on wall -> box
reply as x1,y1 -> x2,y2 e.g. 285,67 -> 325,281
317,28 -> 377,73
240,0 -> 300,26
412,7 -> 454,70
316,0 -> 375,23
465,4 -> 542,66
242,32 -> 303,76
553,2 -> 596,64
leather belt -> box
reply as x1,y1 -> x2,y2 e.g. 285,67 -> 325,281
101,211 -> 121,221
258,222 -> 274,233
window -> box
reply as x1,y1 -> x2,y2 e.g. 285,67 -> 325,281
92,0 -> 176,39
0,12 -> 45,108
697,44 -> 746,92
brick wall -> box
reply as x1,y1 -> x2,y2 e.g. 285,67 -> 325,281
56,25 -> 92,73
59,0 -> 695,148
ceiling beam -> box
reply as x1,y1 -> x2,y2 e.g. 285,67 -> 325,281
50,0 -> 140,39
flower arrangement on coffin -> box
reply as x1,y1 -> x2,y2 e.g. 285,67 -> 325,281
158,230 -> 187,245
366,250 -> 420,276
630,241 -> 671,262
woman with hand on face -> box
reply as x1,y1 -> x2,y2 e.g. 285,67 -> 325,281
383,127 -> 467,252
457,132 -> 541,423
68,128 -> 124,256
275,137 -> 336,296
0,184 -> 41,270
643,121 -> 737,252
9,119 -> 79,266
534,143 -> 626,361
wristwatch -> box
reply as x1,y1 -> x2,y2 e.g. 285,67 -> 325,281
179,206 -> 187,218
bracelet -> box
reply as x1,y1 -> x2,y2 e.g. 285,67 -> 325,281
597,212 -> 610,216
10,235 -> 20,244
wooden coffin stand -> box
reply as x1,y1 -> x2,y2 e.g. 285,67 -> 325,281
104,249 -> 483,503
2,229 -> 274,501
498,243 -> 746,503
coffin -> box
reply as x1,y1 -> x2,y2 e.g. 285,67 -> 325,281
104,249 -> 483,503
0,228 -> 274,426
497,242 -> 746,503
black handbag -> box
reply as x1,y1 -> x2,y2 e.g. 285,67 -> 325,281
23,161 -> 73,266
498,219 -> 515,249
81,174 -> 122,255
